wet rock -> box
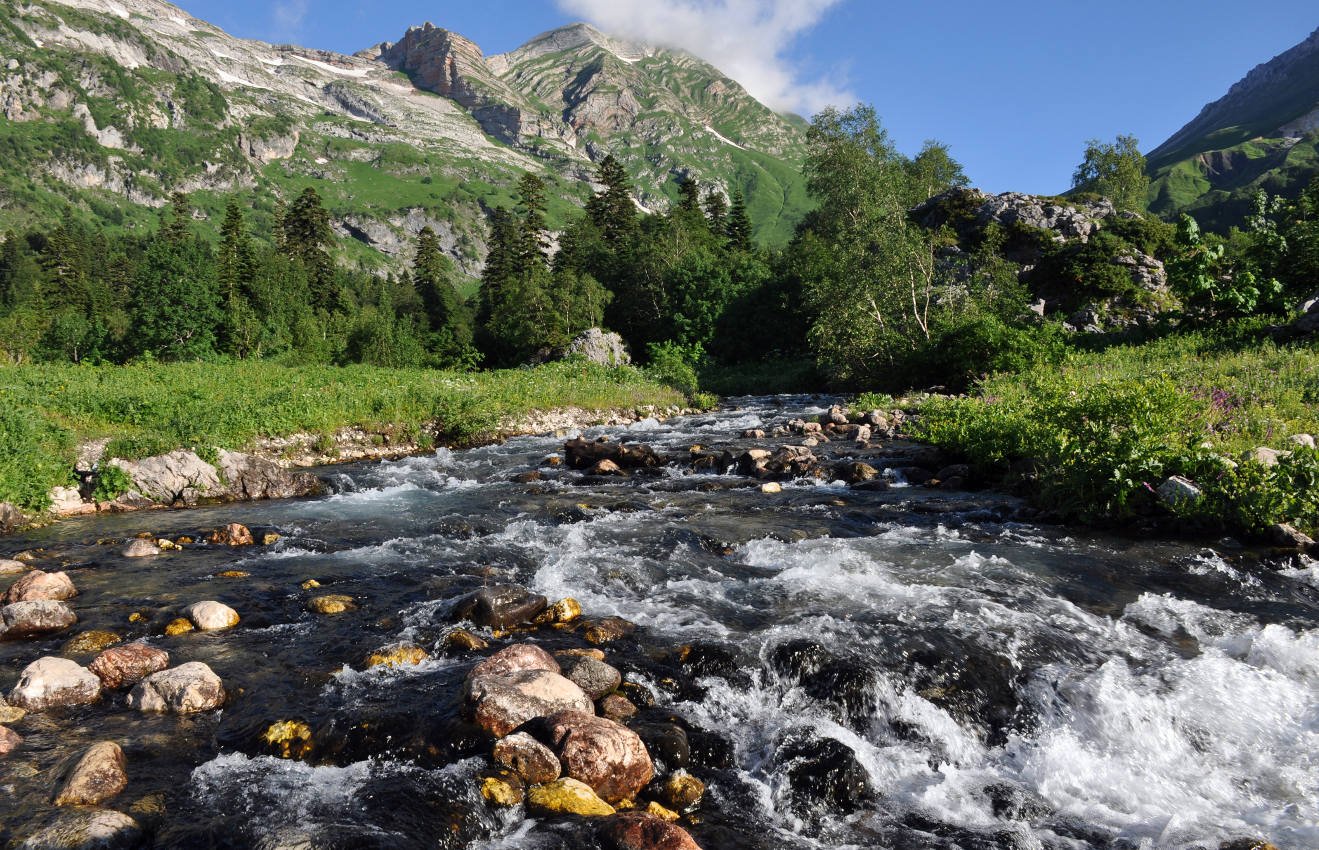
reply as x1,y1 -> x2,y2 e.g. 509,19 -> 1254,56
645,801 -> 680,822
454,585 -> 548,629
633,722 -> 690,770
1220,840 -> 1281,850
262,720 -> 314,759
493,731 -> 561,783
584,616 -> 637,645
538,710 -> 654,803
479,767 -> 524,806
444,628 -> 489,652
0,557 -> 28,575
983,781 -> 1052,821
564,437 -> 664,471
89,643 -> 170,690
592,458 -> 625,476
470,643 -> 560,678
686,728 -> 735,771
4,570 -> 77,603
207,522 -> 254,546
164,618 -> 194,637
185,601 -> 239,631
365,644 -> 430,669
3,600 -> 78,638
307,594 -> 357,615
599,811 -> 703,850
54,741 -> 127,806
63,631 -> 122,654
741,429 -> 765,439
9,657 -> 102,710
660,771 -> 705,810
558,648 -> 607,662
215,570 -> 249,579
17,810 -> 142,850
0,724 -> 21,755
1157,475 -> 1203,509
563,656 -> 623,700
121,539 -> 160,558
823,405 -> 850,426
1269,523 -> 1315,549
775,732 -> 873,814
527,777 -> 616,817
0,503 -> 25,535
0,700 -> 26,724
600,693 -> 638,722
464,670 -> 593,738
128,662 -> 225,714
836,462 -> 879,484
539,597 -> 583,624
760,482 -> 783,494
677,642 -> 744,682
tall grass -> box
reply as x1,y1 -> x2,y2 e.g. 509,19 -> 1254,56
0,361 -> 685,511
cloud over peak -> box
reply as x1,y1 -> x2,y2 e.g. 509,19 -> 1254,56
554,0 -> 853,116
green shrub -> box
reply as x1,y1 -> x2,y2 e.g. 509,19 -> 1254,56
913,315 -> 1065,392
644,342 -> 704,398
0,407 -> 72,511
91,463 -> 133,503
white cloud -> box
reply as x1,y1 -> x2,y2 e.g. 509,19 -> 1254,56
555,0 -> 854,116
272,0 -> 309,37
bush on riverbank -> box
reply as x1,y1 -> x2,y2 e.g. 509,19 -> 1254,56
0,360 -> 685,511
913,324 -> 1319,535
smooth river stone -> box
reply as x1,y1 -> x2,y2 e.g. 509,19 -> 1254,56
8,657 -> 102,710
470,643 -> 560,679
128,662 -> 225,714
464,670 -> 593,738
538,710 -> 654,804
54,741 -> 128,806
3,570 -> 77,603
89,643 -> 170,690
599,811 -> 704,850
185,601 -> 239,631
2,600 -> 77,638
18,810 -> 142,850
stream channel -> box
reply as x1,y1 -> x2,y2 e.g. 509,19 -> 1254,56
2,397 -> 1317,850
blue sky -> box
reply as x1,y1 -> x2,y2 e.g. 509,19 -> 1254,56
176,0 -> 1318,195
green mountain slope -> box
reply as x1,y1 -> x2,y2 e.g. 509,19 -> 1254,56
0,0 -> 811,278
1147,26 -> 1319,229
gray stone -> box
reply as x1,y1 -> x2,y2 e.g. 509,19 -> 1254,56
2,600 -> 78,638
493,731 -> 561,784
121,539 -> 160,558
1157,476 -> 1203,509
565,328 -> 631,367
110,451 -> 223,506
464,670 -> 593,737
561,656 -> 622,700
0,502 -> 26,534
128,662 -> 225,714
1288,433 -> 1316,450
216,450 -> 323,500
1245,447 -> 1289,467
9,657 -> 101,710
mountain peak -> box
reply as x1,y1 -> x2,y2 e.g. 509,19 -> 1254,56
489,22 -> 654,72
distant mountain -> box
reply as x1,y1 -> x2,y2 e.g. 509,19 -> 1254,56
0,0 -> 811,277
1147,26 -> 1319,229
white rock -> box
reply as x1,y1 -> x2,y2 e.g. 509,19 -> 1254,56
1289,433 -> 1316,450
128,662 -> 225,714
0,558 -> 28,575
121,539 -> 160,558
1157,476 -> 1203,509
8,657 -> 102,710
186,601 -> 239,631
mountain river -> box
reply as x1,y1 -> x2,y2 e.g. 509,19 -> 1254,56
1,398 -> 1316,849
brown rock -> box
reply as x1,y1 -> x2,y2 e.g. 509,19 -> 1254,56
557,648 -> 607,662
262,720 -> 314,760
17,810 -> 142,849
538,597 -> 583,625
541,710 -> 654,803
208,523 -> 254,546
591,459 -> 625,476
4,570 -> 77,603
454,585 -> 548,629
562,656 -> 622,700
464,670 -> 593,738
307,594 -> 357,615
0,724 -> 21,756
444,628 -> 489,652
2,600 -> 78,638
89,643 -> 170,690
585,616 -> 637,645
55,741 -> 128,806
493,731 -> 561,784
661,771 -> 705,810
164,618 -> 194,637
470,643 -> 560,679
599,693 -> 638,723
600,812 -> 703,850
365,644 -> 430,669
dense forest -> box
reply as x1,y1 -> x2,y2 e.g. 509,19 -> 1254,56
2,105 -> 1319,397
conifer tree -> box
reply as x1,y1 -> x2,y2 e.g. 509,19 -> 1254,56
586,155 -> 638,245
677,176 -> 702,217
279,186 -> 338,311
703,190 -> 729,236
217,200 -> 259,356
726,190 -> 753,251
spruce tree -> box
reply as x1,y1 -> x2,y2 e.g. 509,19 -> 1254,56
703,190 -> 729,236
677,176 -> 702,217
586,154 -> 638,245
217,200 -> 259,357
726,191 -> 753,251
279,187 -> 338,311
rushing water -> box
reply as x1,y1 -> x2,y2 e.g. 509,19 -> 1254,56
2,398 -> 1317,850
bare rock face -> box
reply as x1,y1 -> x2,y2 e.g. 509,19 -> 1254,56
186,601 -> 239,631
493,731 -> 562,784
454,585 -> 548,630
55,741 -> 128,806
9,657 -> 102,710
111,451 -> 224,506
89,643 -> 170,690
4,570 -> 78,604
464,670 -> 594,738
471,643 -> 560,679
566,328 -> 631,367
539,710 -> 654,804
2,600 -> 78,638
17,810 -> 142,850
128,662 -> 225,714
216,450 -> 323,501
600,812 -> 704,850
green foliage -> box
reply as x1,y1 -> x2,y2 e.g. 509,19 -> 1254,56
644,341 -> 704,398
1168,214 -> 1281,317
0,406 -> 73,511
90,463 -> 132,503
1071,134 -> 1149,212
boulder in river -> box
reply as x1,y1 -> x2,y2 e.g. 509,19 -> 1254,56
599,693 -> 638,723
493,731 -> 561,784
186,601 -> 239,631
307,594 -> 356,615
660,770 -> 705,810
89,643 -> 170,690
536,710 -> 654,803
599,811 -> 704,850
527,777 -> 616,817
471,643 -> 560,678
564,437 -> 664,471
9,657 -> 102,710
775,732 -> 873,814
207,523 -> 254,546
584,616 -> 637,645
365,644 -> 429,669
562,656 -> 622,700
0,557 -> 28,575
0,724 -> 22,755
2,600 -> 78,638
54,741 -> 128,806
63,631 -> 122,654
464,669 -> 593,738
4,570 -> 77,603
128,662 -> 225,714
454,585 -> 548,629
17,810 -> 142,850
121,539 -> 160,558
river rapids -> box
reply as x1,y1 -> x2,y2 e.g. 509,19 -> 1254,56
1,398 -> 1316,850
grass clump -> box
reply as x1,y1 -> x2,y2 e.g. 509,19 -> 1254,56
0,361 -> 683,511
914,325 -> 1319,535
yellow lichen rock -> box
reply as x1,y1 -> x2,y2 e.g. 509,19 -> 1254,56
537,598 -> 583,625
300,579 -> 321,590
661,771 -> 705,810
527,778 -> 617,817
262,720 -> 314,760
63,631 -> 122,654
646,801 -> 680,822
307,595 -> 356,615
216,570 -> 250,579
480,775 -> 524,807
365,644 -> 430,669
164,618 -> 194,637
444,629 -> 489,652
